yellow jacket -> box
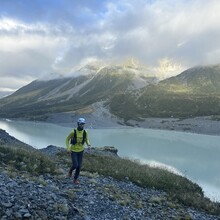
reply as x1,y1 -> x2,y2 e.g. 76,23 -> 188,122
66,129 -> 90,152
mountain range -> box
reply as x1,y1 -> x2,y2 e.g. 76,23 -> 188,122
0,63 -> 220,123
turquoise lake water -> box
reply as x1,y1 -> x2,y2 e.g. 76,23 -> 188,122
0,119 -> 220,202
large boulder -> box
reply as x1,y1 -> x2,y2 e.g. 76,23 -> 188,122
39,145 -> 66,156
85,146 -> 118,157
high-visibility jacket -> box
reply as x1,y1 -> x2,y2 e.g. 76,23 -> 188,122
66,128 -> 90,152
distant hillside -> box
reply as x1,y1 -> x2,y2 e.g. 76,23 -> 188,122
0,64 -> 157,121
162,64 -> 220,94
1,63 -> 220,122
132,65 -> 220,117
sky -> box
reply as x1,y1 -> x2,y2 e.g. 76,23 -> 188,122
1,0 -> 220,94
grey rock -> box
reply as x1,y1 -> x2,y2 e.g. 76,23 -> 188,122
39,145 -> 66,156
1,202 -> 13,208
23,213 -> 32,218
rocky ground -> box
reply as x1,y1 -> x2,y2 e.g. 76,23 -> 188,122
127,117 -> 220,136
1,169 -> 220,220
1,130 -> 220,219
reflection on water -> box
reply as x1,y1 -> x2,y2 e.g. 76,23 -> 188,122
0,119 -> 220,202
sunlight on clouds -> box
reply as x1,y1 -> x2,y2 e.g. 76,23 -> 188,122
0,17 -> 49,33
125,27 -> 149,41
0,76 -> 35,91
0,17 -> 69,53
0,17 -> 69,79
206,49 -> 220,64
0,17 -> 19,30
78,57 -> 100,68
186,1 -> 220,34
0,88 -> 15,92
177,41 -> 187,47
0,1 -> 220,91
155,58 -> 185,80
55,56 -> 101,76
101,33 -> 117,50
0,35 -> 66,53
161,1 -> 220,36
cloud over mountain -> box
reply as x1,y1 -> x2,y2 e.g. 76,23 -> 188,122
1,0 -> 220,92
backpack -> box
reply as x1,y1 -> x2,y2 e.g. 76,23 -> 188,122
70,129 -> 86,145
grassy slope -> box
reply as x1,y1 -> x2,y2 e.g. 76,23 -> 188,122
1,143 -> 219,215
110,65 -> 220,120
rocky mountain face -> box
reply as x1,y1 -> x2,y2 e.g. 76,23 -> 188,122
0,63 -> 220,122
0,64 -> 158,121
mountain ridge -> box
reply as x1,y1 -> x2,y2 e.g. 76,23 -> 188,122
1,63 -> 220,122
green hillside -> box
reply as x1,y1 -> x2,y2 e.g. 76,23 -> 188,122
109,64 -> 220,120
0,65 -> 155,120
1,64 -> 220,121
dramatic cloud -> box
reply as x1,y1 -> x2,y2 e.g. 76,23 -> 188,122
0,0 -> 220,93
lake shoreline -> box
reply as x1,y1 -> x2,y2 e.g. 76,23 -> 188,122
1,117 -> 220,203
46,113 -> 220,136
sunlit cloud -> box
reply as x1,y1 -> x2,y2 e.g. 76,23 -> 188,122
0,0 -> 220,92
0,76 -> 35,91
0,87 -> 15,92
177,41 -> 187,48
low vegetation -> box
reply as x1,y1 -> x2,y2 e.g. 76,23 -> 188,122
108,88 -> 220,122
1,142 -> 220,216
58,151 -> 220,216
0,145 -> 57,175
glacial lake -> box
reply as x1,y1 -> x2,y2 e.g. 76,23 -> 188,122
0,119 -> 220,202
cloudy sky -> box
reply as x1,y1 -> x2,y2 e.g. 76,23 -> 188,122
0,0 -> 220,94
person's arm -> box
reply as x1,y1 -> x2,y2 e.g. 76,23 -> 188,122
85,131 -> 91,147
66,131 -> 74,150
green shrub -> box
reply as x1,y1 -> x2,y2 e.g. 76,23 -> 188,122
82,154 -> 220,215
0,145 -> 57,174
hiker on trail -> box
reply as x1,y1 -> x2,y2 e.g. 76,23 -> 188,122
66,117 -> 91,184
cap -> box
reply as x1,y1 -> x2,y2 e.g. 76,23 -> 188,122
77,118 -> 86,124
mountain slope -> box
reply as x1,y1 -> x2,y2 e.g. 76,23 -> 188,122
162,64 -> 220,94
1,63 -> 220,121
135,64 -> 220,118
0,64 -> 157,120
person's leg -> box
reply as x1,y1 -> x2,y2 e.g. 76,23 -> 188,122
74,151 -> 84,181
69,152 -> 78,177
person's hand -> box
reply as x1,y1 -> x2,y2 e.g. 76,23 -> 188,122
67,149 -> 72,154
